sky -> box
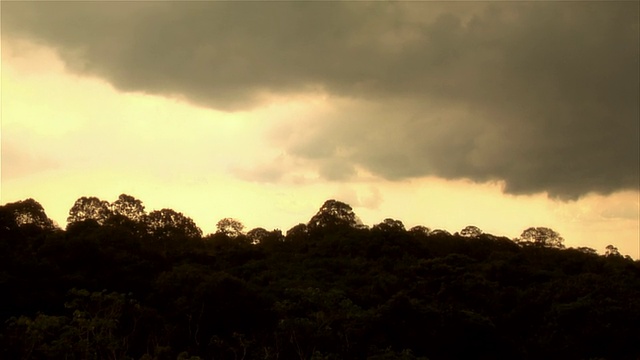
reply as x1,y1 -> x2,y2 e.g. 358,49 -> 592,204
1,1 -> 639,257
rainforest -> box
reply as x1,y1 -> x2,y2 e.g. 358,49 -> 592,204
1,195 -> 638,359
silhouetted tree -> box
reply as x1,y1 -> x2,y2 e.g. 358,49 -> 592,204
286,223 -> 309,242
256,229 -> 285,250
216,218 -> 245,238
147,209 -> 202,239
516,227 -> 565,248
247,227 -> 272,245
373,218 -> 406,233
574,246 -> 598,255
307,200 -> 363,232
430,229 -> 451,236
460,225 -> 483,238
605,244 -> 621,257
67,196 -> 111,226
110,194 -> 146,222
408,225 -> 431,236
1,198 -> 56,230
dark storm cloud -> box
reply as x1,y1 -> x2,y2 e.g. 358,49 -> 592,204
3,1 -> 638,199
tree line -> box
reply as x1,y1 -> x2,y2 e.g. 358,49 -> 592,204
0,195 -> 638,359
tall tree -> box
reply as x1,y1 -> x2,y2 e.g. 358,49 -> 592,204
110,194 -> 146,222
307,200 -> 363,232
67,196 -> 111,226
372,218 -> 406,233
605,244 -> 621,257
147,208 -> 202,239
409,225 -> 431,236
285,223 -> 309,242
460,226 -> 483,238
216,218 -> 245,238
247,227 -> 269,243
516,227 -> 565,248
0,198 -> 55,230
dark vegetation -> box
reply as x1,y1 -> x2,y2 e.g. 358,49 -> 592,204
1,195 -> 639,360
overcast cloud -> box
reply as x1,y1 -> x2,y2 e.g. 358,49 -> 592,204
3,1 -> 638,199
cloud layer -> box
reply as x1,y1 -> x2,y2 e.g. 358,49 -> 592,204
3,2 -> 638,199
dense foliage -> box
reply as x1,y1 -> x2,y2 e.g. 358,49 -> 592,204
1,196 -> 639,359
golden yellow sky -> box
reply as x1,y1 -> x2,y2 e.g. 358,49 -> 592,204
2,39 -> 638,257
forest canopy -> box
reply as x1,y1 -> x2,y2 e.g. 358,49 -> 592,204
1,195 -> 638,359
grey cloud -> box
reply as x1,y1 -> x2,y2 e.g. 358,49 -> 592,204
318,159 -> 357,181
3,1 -> 395,109
3,2 -> 638,198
